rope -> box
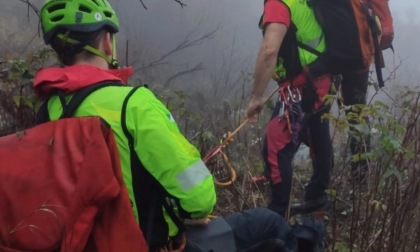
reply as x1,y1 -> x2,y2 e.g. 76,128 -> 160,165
203,87 -> 280,186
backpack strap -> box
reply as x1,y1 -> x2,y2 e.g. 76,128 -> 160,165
364,1 -> 385,88
121,85 -> 185,247
36,98 -> 51,124
36,81 -> 123,124
297,41 -> 322,57
61,82 -> 123,118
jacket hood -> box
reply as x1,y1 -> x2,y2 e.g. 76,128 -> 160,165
33,64 -> 134,99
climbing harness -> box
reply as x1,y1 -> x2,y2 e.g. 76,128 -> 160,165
278,84 -> 303,145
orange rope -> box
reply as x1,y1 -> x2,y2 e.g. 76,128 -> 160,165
203,87 -> 280,186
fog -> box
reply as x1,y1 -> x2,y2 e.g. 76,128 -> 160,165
2,0 -> 419,97
114,0 -> 420,93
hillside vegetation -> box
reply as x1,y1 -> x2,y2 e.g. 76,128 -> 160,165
1,2 -> 420,251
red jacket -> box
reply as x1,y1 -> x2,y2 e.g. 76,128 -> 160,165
0,117 -> 148,251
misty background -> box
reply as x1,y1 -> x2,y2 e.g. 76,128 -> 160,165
1,0 -> 419,104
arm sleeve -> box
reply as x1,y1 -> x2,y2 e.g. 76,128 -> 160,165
125,87 -> 216,219
264,0 -> 291,28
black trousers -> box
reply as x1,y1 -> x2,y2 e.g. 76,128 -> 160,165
305,110 -> 332,200
262,76 -> 333,215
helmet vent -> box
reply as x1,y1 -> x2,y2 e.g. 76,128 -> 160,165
79,5 -> 92,13
51,15 -> 65,22
91,0 -> 99,7
47,3 -> 66,13
103,11 -> 113,18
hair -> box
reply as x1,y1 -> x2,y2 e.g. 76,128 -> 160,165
50,28 -> 107,66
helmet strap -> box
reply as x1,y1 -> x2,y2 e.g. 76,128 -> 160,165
57,32 -> 119,69
110,33 -> 119,69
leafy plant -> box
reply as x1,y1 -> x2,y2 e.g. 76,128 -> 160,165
0,48 -> 54,136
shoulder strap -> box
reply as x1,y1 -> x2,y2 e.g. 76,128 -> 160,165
120,85 -> 185,245
121,86 -> 159,243
120,86 -> 142,148
61,81 -> 123,118
364,1 -> 385,88
297,41 -> 322,56
36,98 -> 51,124
36,81 -> 123,124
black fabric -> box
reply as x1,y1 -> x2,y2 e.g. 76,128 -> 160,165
306,0 -> 387,87
305,110 -> 332,200
35,98 -> 51,124
368,11 -> 385,88
300,80 -> 318,113
240,239 -> 288,252
120,86 -> 168,248
293,216 -> 325,252
184,218 -> 236,252
120,86 -> 185,250
308,0 -> 366,74
365,3 -> 385,87
297,41 -> 321,57
223,208 -> 297,252
264,141 -> 296,217
277,23 -> 304,79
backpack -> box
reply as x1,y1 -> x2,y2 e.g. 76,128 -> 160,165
0,83 -> 148,251
303,0 -> 394,88
292,216 -> 326,252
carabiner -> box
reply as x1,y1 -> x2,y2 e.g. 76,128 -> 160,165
287,85 -> 301,103
279,86 -> 290,105
278,101 -> 285,121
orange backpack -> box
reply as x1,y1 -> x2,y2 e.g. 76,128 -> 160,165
303,0 -> 394,87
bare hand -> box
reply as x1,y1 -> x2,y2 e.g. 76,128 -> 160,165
245,96 -> 264,122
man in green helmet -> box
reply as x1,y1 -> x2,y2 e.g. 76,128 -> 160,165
35,0 -> 298,251
37,0 -> 215,249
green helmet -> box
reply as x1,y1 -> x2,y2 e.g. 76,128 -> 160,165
41,0 -> 119,44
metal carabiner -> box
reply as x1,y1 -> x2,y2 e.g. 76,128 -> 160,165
287,85 -> 301,103
279,86 -> 290,105
278,101 -> 285,121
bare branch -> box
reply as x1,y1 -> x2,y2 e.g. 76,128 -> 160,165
17,0 -> 40,17
138,0 -> 148,10
138,0 -> 186,9
125,40 -> 129,66
164,62 -> 204,88
172,0 -> 187,8
136,24 -> 220,71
